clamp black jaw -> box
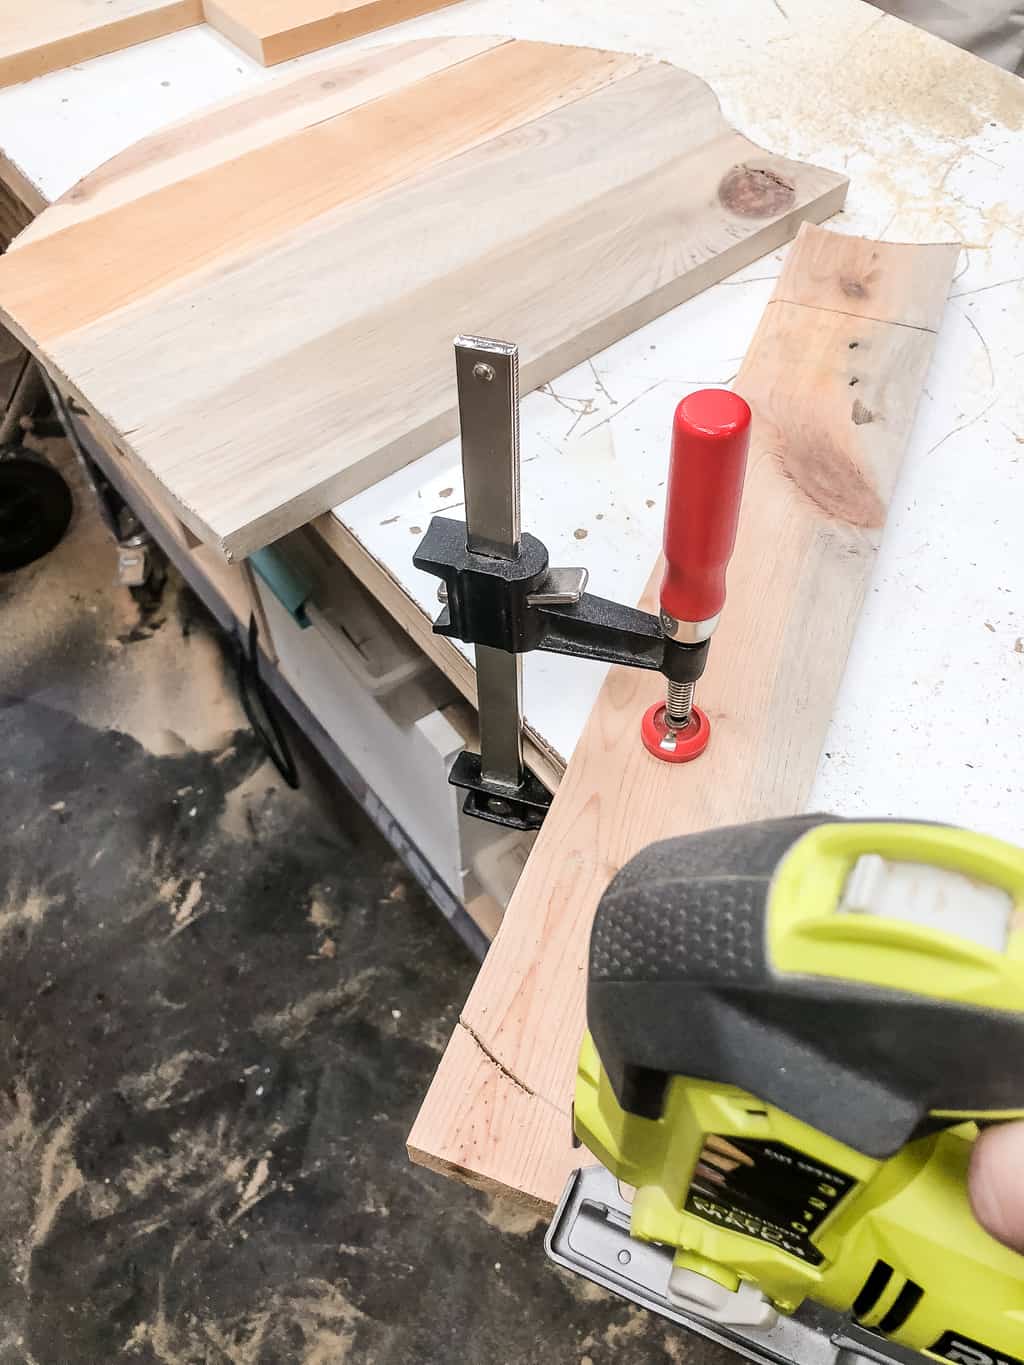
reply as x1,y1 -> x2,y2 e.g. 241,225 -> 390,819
415,516 -> 709,680
414,515 -> 708,830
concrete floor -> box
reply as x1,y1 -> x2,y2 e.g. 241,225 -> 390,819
0,444 -> 707,1364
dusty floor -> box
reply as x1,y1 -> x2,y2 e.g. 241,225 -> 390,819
0,445 -> 716,1364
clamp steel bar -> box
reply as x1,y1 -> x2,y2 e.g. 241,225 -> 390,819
454,335 -> 525,792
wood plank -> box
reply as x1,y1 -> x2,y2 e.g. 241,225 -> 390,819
14,36 -> 507,246
772,226 -> 955,332
464,892 -> 503,942
203,0 -> 462,67
407,223 -> 959,1209
0,0 -> 201,90
0,42 -> 640,340
0,42 -> 846,561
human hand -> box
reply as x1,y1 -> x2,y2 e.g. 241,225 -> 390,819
968,1122 -> 1024,1252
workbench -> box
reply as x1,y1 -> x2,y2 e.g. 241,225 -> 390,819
1,0 -> 1022,962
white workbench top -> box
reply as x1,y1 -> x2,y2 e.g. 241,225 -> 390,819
1,1 -> 1022,838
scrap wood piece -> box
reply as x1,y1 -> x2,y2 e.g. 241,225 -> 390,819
0,0 -> 201,90
201,0 -> 462,66
408,222 -> 959,1209
0,41 -> 846,560
0,0 -> 465,91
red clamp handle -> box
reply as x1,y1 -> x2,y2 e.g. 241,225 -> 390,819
659,389 -> 751,628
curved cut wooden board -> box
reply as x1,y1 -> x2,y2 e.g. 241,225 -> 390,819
0,37 -> 847,559
11,37 -> 601,246
408,224 -> 959,1210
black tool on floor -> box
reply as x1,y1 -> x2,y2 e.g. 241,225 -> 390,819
0,442 -> 73,572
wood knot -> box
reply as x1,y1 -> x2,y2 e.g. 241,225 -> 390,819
840,276 -> 868,298
776,429 -> 885,528
718,164 -> 795,218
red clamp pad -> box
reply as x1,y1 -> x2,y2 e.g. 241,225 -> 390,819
660,389 -> 751,627
641,702 -> 711,763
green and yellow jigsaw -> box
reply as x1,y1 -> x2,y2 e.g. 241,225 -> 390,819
546,815 -> 1024,1365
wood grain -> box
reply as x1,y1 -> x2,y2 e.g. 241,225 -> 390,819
0,42 -> 639,340
773,226 -> 955,332
202,0 -> 462,66
14,36 -> 506,246
0,40 -> 846,560
407,222 -> 959,1209
0,0 -> 201,90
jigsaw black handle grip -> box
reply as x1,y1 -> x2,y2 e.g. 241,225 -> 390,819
586,815 -> 1024,1160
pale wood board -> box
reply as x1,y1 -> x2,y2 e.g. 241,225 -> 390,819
13,36 -> 505,246
202,0 -> 462,66
0,0 -> 465,91
0,0 -> 201,90
464,893 -> 504,942
407,222 -> 959,1209
0,37 -> 846,562
0,42 -> 642,336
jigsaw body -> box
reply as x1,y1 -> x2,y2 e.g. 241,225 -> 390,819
564,816 -> 1024,1364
